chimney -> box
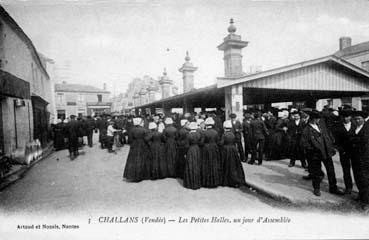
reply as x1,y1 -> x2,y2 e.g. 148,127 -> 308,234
103,83 -> 107,91
339,36 -> 352,50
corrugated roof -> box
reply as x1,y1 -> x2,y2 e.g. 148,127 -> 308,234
55,83 -> 110,93
334,41 -> 369,58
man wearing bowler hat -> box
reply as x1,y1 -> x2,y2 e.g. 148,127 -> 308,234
302,110 -> 344,196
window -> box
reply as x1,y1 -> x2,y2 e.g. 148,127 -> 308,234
67,102 -> 77,106
362,61 -> 369,72
57,93 -> 64,104
97,94 -> 102,102
77,94 -> 84,104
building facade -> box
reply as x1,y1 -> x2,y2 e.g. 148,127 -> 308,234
0,6 -> 53,156
55,82 -> 111,118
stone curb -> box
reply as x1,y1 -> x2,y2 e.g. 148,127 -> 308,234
245,178 -> 356,210
0,142 -> 54,192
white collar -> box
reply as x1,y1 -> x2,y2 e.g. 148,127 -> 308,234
309,123 -> 320,133
356,124 -> 364,134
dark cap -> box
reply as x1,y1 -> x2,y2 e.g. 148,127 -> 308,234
229,113 -> 237,119
309,110 -> 321,119
339,110 -> 353,118
353,111 -> 368,119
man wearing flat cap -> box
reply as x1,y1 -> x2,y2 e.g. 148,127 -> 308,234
230,113 -> 245,162
302,110 -> 344,196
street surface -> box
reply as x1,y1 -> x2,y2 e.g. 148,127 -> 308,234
0,134 -> 279,215
1,134 -> 369,240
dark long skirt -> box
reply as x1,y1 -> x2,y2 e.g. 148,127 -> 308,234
201,143 -> 222,187
165,138 -> 177,177
222,144 -> 246,187
151,142 -> 166,179
183,145 -> 202,190
176,145 -> 187,179
123,140 -> 149,182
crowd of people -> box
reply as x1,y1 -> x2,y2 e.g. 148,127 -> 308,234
51,105 -> 369,211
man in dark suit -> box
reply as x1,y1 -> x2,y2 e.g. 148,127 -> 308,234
96,114 -> 108,149
333,110 -> 356,194
249,111 -> 269,165
351,111 -> 369,211
287,110 -> 307,168
242,113 -> 252,161
85,116 -> 96,147
65,115 -> 82,160
230,113 -> 245,162
302,110 -> 344,196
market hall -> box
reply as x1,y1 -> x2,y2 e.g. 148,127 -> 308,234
133,19 -> 369,119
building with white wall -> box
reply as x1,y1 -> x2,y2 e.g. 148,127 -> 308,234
0,6 -> 52,156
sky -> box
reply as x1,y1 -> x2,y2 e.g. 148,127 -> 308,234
2,0 -> 369,95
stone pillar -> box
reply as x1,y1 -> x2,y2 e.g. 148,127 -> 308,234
217,19 -> 248,78
225,84 -> 243,120
139,88 -> 147,106
159,68 -> 173,99
179,51 -> 197,93
352,97 -> 362,110
133,94 -> 139,107
147,86 -> 156,103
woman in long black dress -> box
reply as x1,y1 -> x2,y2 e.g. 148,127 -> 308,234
163,117 -> 178,178
176,119 -> 189,179
123,117 -> 151,182
221,120 -> 246,188
201,117 -> 222,188
183,122 -> 202,190
146,122 -> 166,179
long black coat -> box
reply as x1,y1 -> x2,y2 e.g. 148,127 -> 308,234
302,124 -> 336,160
334,121 -> 356,153
250,118 -> 268,141
287,120 -> 306,160
351,124 -> 369,204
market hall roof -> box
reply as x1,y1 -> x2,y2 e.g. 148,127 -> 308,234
334,41 -> 369,58
217,55 -> 369,90
133,54 -> 369,110
55,83 -> 110,93
134,84 -> 225,109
